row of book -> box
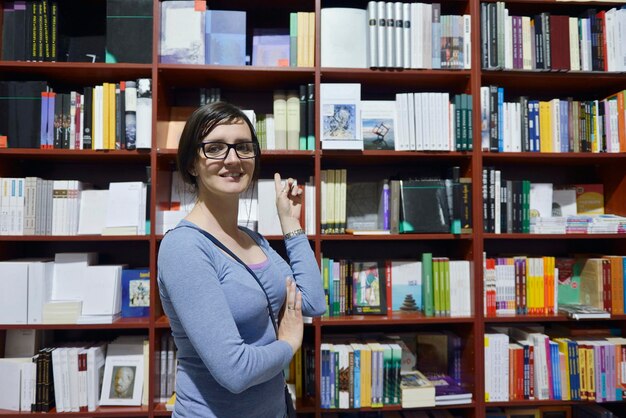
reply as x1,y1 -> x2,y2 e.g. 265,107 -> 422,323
480,86 -> 626,153
158,173 -> 316,236
481,169 -> 611,234
488,405 -> 620,418
1,0 -> 152,64
320,331 -> 467,409
321,256 -> 472,318
319,83 -> 473,152
159,2 -> 315,68
321,5 -> 470,70
258,87 -> 315,151
156,332 -> 177,404
0,177 -> 148,236
0,79 -> 152,150
322,169 -> 472,235
485,325 -> 626,403
0,335 -> 148,412
483,255 -> 626,318
481,3 -> 626,72
0,254 -> 150,325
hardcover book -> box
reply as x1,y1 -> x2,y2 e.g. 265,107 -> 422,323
105,0 -> 153,64
345,180 -> 388,231
252,31 -> 290,67
351,260 -> 387,315
320,83 -> 362,150
160,1 -> 205,64
121,268 -> 150,318
400,179 -> 451,233
361,100 -> 396,150
205,10 -> 246,66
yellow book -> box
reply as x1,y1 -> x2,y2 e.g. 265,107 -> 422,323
333,169 -> 342,234
577,342 -> 587,400
555,338 -> 571,400
102,83 -> 109,149
538,101 -> 552,152
359,343 -> 372,407
592,100 -> 600,153
297,12 -> 308,67
338,168 -> 347,234
307,12 -> 315,67
294,348 -> 302,398
108,82 -> 116,150
587,343 -> 596,400
326,169 -> 335,234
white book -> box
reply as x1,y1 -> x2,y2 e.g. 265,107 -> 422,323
257,179 -> 282,235
377,2 -> 387,67
361,100 -> 397,151
94,85 -> 104,150
25,260 -> 54,324
422,3 -> 432,69
81,265 -> 123,316
77,189 -> 109,235
52,348 -> 65,411
136,79 -> 152,149
385,2 -> 395,68
320,83 -> 362,150
394,2 -> 403,68
160,1 -> 205,64
238,187 -> 258,231
402,3 -> 411,69
367,1 -> 378,67
51,260 -> 89,302
504,11 -> 512,70
411,93 -> 420,151
0,262 -> 28,324
463,14 -> 471,69
320,8 -> 367,68
410,3 -> 422,68
273,91 -> 287,149
522,17 -> 532,70
0,358 -> 26,410
68,346 -> 80,411
86,343 -> 106,412
13,178 -> 25,235
103,182 -> 146,235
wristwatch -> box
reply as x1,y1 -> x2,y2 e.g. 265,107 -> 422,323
284,228 -> 305,240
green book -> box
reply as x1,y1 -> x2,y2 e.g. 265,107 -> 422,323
422,253 -> 434,317
433,257 -> 441,316
289,12 -> 297,67
442,258 -> 450,316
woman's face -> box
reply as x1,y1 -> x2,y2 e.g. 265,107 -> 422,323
193,120 -> 255,198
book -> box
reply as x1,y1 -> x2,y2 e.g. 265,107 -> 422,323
552,187 -> 577,217
558,304 -> 610,320
105,0 -> 152,64
400,370 -> 436,408
346,181 -> 387,231
252,31 -> 289,67
399,179 -> 451,233
361,100 -> 397,150
320,83 -> 362,150
159,1 -> 205,64
121,268 -> 150,318
320,8 -> 367,68
390,261 -> 422,312
204,10 -> 246,66
574,184 -> 604,215
351,261 -> 387,315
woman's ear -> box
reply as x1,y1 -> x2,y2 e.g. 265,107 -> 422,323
189,167 -> 198,177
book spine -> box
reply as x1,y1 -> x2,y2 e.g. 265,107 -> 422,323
422,253 -> 434,317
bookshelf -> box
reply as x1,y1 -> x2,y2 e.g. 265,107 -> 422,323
1,0 -> 626,417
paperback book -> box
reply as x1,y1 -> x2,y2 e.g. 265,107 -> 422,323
351,261 -> 387,315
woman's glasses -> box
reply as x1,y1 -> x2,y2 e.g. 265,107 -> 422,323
199,142 -> 259,160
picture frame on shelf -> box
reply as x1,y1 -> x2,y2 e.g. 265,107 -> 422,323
100,356 -> 144,406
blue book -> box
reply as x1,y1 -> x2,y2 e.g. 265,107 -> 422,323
121,268 -> 150,317
351,344 -> 361,408
205,10 -> 246,66
560,100 -> 569,152
252,32 -> 290,67
497,87 -> 504,151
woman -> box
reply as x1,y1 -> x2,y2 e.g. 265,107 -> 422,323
158,101 -> 326,417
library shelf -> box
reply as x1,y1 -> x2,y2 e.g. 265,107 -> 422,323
483,233 -> 626,240
321,234 -> 473,241
484,314 -> 571,323
157,64 -> 315,89
320,68 -> 471,91
155,316 -> 170,329
0,235 -> 151,242
482,152 -> 626,165
0,149 -> 151,162
321,150 -> 472,165
320,313 -> 475,326
0,62 -> 152,85
0,405 -> 150,417
485,400 -> 606,408
481,70 -> 626,97
0,317 -> 151,331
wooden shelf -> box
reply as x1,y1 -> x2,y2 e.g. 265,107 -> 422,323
321,150 -> 472,165
0,62 -> 152,85
322,234 -> 472,241
0,148 -> 150,162
320,68 -> 470,92
320,312 -> 474,326
157,64 -> 314,89
0,235 -> 150,242
483,233 -> 626,240
484,314 -> 569,323
482,151 -> 626,165
0,317 -> 150,330
0,405 -> 150,416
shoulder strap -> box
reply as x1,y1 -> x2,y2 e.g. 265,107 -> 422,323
176,224 -> 279,334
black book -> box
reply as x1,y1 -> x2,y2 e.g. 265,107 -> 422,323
2,2 -> 16,61
82,86 -> 93,149
105,0 -> 153,64
488,85 -> 498,152
306,83 -> 315,150
41,0 -> 51,61
36,0 -> 43,61
13,1 -> 26,61
299,84 -> 307,150
53,91 -> 63,148
533,14 -> 544,70
61,92 -> 70,148
8,81 -> 46,148
57,1 -> 106,62
399,179 -> 450,233
0,82 -> 9,140
26,0 -> 35,60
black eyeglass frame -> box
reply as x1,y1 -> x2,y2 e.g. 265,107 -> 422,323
198,141 -> 260,160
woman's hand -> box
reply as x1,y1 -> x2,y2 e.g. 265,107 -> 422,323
274,172 -> 303,234
278,277 -> 303,355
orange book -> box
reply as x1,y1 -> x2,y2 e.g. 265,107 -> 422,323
108,82 -> 116,150
603,256 -> 624,314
